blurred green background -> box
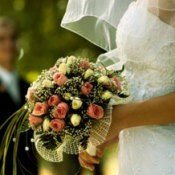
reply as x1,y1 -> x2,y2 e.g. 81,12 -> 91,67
0,0 -> 104,82
0,0 -> 118,174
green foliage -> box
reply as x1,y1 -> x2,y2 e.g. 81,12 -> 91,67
0,0 -> 104,82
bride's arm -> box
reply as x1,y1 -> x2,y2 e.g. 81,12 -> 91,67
101,91 -> 175,148
79,92 -> 175,170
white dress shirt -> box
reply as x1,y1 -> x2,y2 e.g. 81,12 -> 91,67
0,66 -> 21,104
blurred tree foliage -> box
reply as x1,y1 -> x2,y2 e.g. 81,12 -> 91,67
0,0 -> 104,82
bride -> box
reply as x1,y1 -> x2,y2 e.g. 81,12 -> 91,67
61,0 -> 175,174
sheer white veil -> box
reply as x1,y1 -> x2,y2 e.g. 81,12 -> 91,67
61,0 -> 175,69
61,0 -> 134,51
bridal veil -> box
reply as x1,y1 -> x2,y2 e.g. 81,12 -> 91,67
61,0 -> 175,69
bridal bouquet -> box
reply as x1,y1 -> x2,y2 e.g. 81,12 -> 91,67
1,56 -> 128,165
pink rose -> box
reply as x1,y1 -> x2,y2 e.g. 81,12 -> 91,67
53,102 -> 69,119
29,115 -> 43,128
112,76 -> 121,91
53,72 -> 68,86
32,102 -> 49,116
87,104 -> 104,120
50,66 -> 57,71
50,119 -> 65,132
48,95 -> 61,106
26,87 -> 34,101
79,60 -> 90,70
81,82 -> 93,95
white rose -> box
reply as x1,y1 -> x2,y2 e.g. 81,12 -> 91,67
71,114 -> 81,127
58,63 -> 68,74
42,80 -> 53,88
43,118 -> 50,132
72,98 -> 83,109
102,90 -> 113,100
67,56 -> 76,65
61,58 -> 66,63
98,75 -> 110,85
84,69 -> 94,79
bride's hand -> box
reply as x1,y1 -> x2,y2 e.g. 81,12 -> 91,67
78,148 -> 103,171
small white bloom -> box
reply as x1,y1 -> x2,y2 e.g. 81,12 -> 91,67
30,138 -> 34,143
84,69 -> 94,79
25,146 -> 29,151
71,114 -> 81,127
64,93 -> 72,100
42,79 -> 53,88
43,118 -> 50,132
102,90 -> 113,100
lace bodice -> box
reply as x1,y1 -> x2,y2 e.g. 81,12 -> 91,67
117,2 -> 175,101
117,2 -> 175,175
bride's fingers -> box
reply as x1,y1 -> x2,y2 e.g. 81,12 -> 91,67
79,151 -> 100,164
96,149 -> 103,158
79,156 -> 95,171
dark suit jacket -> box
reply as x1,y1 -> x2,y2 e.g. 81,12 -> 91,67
0,78 -> 38,175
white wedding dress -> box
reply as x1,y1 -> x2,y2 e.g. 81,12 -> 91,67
61,0 -> 175,174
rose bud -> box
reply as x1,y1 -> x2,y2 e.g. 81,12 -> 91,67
81,82 -> 93,95
87,104 -> 104,120
49,66 -> 57,72
53,72 -> 68,87
72,98 -> 83,109
102,90 -> 113,100
58,63 -> 68,74
32,102 -> 49,116
70,114 -> 81,127
80,60 -> 90,70
26,87 -> 34,101
67,56 -> 76,65
98,75 -> 110,85
50,119 -> 65,132
43,118 -> 50,132
98,65 -> 106,71
42,79 -> 53,88
53,102 -> 69,119
112,76 -> 122,91
48,95 -> 61,106
29,115 -> 43,128
84,69 -> 94,79
63,93 -> 72,101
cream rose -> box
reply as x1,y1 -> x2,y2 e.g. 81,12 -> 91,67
67,56 -> 76,65
42,79 -> 53,88
101,90 -> 113,100
72,98 -> 83,109
43,118 -> 50,132
64,93 -> 72,101
84,69 -> 94,79
98,75 -> 110,85
58,63 -> 68,74
70,114 -> 81,127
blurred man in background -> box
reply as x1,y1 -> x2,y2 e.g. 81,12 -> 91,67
0,16 -> 38,175
0,17 -> 81,175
